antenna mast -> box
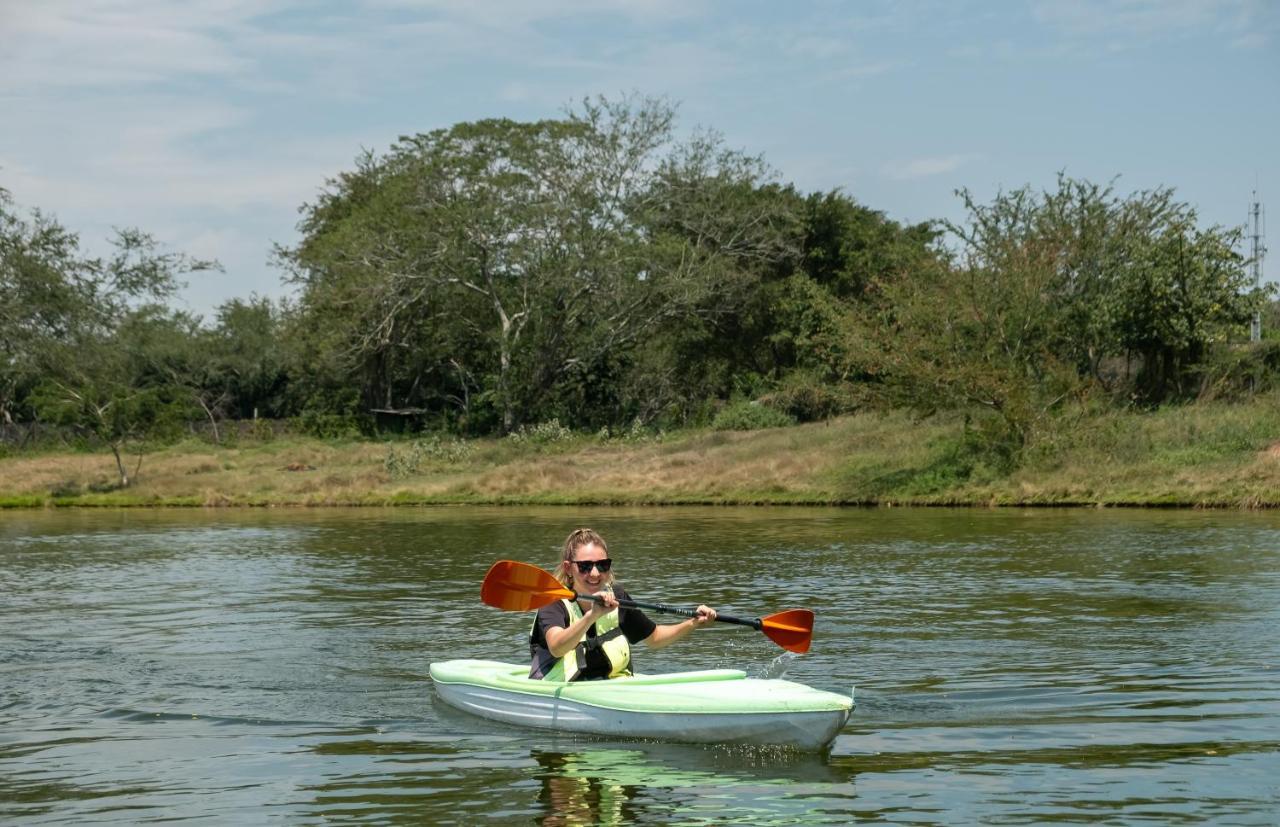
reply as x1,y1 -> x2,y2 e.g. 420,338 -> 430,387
1249,192 -> 1266,342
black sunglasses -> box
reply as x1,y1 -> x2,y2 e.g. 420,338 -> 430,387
572,558 -> 612,574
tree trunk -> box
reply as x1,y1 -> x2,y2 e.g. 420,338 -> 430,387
497,311 -> 516,434
110,442 -> 129,488
197,395 -> 221,445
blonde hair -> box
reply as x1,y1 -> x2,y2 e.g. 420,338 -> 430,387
556,528 -> 613,589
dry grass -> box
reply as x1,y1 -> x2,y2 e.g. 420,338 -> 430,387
4,399 -> 1279,508
0,422 -> 861,506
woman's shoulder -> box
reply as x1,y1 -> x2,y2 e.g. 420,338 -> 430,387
535,599 -> 570,621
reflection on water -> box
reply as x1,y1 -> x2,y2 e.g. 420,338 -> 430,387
530,746 -> 853,826
2,506 -> 1279,823
534,750 -> 635,827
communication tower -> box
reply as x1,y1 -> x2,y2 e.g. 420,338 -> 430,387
1250,192 -> 1267,342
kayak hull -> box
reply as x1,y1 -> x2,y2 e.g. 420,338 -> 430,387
430,659 -> 853,751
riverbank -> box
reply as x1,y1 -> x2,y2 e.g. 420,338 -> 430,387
3,398 -> 1279,508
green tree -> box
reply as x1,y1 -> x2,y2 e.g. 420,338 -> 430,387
778,192 -> 939,384
848,252 -> 1083,452
115,298 -> 292,445
801,191 -> 938,302
603,147 -> 803,424
108,305 -> 247,443
1108,217 -> 1262,401
279,97 -> 794,434
1,189 -> 216,482
846,176 -> 1266,452
31,357 -> 195,487
0,188 -> 91,425
210,296 -> 289,422
31,305 -> 200,486
945,176 -> 1265,403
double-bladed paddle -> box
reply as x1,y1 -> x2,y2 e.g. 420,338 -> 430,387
480,559 -> 814,654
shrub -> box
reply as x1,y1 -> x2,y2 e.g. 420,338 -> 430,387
385,435 -> 476,478
711,400 -> 796,431
293,411 -> 365,440
49,479 -> 82,498
596,418 -> 664,444
886,420 -> 1019,496
249,417 -> 277,443
506,419 -> 573,446
1197,341 -> 1280,400
759,374 -> 859,423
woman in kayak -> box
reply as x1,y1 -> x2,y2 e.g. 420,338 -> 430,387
529,528 -> 717,681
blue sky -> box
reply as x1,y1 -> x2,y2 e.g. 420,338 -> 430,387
2,0 -> 1277,317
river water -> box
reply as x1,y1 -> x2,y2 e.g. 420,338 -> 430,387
2,506 -> 1278,824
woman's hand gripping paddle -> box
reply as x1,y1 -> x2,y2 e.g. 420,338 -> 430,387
480,560 -> 814,654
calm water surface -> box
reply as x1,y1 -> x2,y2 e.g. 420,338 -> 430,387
2,506 -> 1278,824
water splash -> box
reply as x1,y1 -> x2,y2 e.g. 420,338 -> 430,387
755,651 -> 798,679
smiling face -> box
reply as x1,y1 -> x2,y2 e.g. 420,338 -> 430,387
565,541 -> 613,595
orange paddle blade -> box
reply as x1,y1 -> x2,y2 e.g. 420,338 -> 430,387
480,560 -> 574,612
760,609 -> 814,654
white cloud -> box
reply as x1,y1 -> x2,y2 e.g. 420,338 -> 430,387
3,89 -> 352,212
834,60 -> 901,79
1031,0 -> 1266,40
883,154 -> 983,181
363,0 -> 707,30
1231,31 -> 1271,49
784,35 -> 850,61
0,1 -> 278,92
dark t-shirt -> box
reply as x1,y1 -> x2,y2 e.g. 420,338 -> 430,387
529,586 -> 656,680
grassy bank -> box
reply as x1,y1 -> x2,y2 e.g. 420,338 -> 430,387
3,398 -> 1279,509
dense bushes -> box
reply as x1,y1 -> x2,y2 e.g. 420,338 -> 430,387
711,401 -> 796,431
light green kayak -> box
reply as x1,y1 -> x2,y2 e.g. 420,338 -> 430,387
430,659 -> 853,751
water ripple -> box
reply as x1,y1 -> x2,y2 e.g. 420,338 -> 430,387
2,506 -> 1278,824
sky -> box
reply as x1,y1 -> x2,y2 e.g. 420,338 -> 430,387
2,0 -> 1277,318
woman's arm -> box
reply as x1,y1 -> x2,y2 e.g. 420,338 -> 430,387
644,605 -> 716,650
544,592 -> 618,657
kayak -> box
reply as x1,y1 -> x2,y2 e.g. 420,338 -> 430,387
429,659 -> 853,751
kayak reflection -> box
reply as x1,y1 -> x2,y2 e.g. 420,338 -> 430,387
531,745 -> 853,826
534,750 -> 632,827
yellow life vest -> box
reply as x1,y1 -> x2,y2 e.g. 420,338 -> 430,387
539,597 -> 632,681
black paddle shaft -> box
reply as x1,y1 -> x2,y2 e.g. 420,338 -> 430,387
576,591 -> 762,631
